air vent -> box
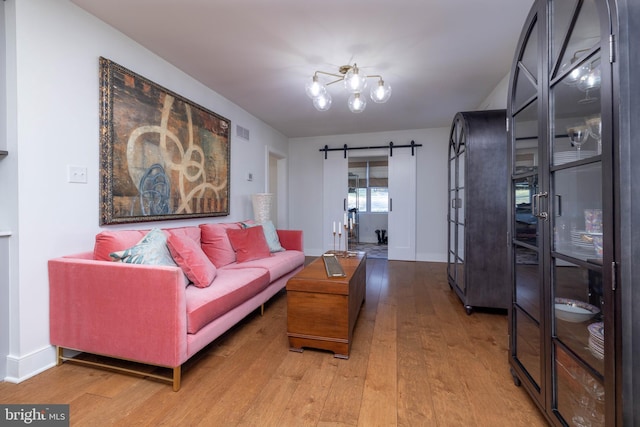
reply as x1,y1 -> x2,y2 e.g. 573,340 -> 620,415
236,125 -> 250,140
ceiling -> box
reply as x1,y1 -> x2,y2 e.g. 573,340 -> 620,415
70,0 -> 534,138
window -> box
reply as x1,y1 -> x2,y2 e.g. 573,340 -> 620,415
370,187 -> 389,212
348,158 -> 388,213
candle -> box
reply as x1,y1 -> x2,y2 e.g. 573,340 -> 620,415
350,218 -> 353,230
333,221 -> 336,233
343,212 -> 347,226
338,222 -> 341,233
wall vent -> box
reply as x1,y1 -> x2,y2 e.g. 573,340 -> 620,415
236,125 -> 250,140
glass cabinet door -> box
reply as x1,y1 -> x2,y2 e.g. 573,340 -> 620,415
509,0 -> 615,425
447,119 -> 465,292
509,7 -> 544,403
550,0 -> 608,425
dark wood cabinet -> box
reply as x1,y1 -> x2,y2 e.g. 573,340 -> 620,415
447,110 -> 509,314
507,1 -> 640,425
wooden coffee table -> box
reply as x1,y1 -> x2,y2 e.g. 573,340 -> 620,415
286,251 -> 366,359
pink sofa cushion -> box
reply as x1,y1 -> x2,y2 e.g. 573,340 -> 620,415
167,233 -> 217,288
93,226 -> 201,261
226,226 -> 272,263
200,223 -> 241,268
223,250 -> 305,282
185,268 -> 270,334
165,226 -> 202,244
94,230 -> 148,261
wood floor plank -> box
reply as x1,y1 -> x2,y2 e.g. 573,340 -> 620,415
0,260 -> 548,426
357,262 -> 398,426
275,353 -> 339,426
396,262 -> 437,426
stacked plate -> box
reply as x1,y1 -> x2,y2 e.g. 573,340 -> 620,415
588,321 -> 604,360
553,150 -> 598,165
570,230 -> 597,257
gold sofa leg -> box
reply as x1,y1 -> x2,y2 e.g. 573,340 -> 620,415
56,346 -> 63,366
173,367 -> 181,392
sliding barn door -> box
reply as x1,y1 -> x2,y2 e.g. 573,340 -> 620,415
322,150 -> 348,252
388,149 -> 417,260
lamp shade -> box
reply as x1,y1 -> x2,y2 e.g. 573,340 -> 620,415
305,75 -> 326,99
343,65 -> 368,94
370,80 -> 392,103
348,93 -> 367,113
313,91 -> 332,111
252,193 -> 274,223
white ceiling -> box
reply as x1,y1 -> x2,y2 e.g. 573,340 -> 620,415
71,0 -> 534,138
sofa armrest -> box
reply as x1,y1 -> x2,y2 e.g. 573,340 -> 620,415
48,256 -> 188,367
276,230 -> 303,252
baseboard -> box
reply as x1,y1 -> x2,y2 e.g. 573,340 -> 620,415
4,345 -> 57,384
416,252 -> 447,263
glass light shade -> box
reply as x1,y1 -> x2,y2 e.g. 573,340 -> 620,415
348,93 -> 367,113
577,65 -> 601,91
305,76 -> 326,99
343,65 -> 368,94
370,80 -> 392,103
313,91 -> 332,111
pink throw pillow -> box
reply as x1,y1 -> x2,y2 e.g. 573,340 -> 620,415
167,234 -> 217,288
200,223 -> 242,267
226,226 -> 271,263
94,229 -> 148,261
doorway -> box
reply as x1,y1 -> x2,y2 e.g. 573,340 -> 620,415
267,148 -> 287,228
348,156 -> 388,259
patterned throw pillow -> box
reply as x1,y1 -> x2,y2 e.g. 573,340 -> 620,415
241,220 -> 284,253
110,228 -> 188,284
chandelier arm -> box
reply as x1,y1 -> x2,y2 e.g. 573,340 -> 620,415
325,78 -> 345,86
314,70 -> 345,79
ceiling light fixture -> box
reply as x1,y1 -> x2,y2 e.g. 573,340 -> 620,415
305,63 -> 391,113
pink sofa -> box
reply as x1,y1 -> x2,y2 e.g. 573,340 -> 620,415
48,222 -> 304,391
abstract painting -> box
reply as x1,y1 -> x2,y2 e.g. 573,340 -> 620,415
99,57 -> 230,225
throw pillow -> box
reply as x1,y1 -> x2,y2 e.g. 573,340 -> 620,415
110,228 -> 189,285
167,234 -> 217,288
242,220 -> 284,253
94,229 -> 148,261
200,223 -> 241,267
226,226 -> 271,263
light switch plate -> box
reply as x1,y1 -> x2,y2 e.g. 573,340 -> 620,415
68,166 -> 88,183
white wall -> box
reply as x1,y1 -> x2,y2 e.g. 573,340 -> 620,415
478,72 -> 510,110
1,0 -> 289,382
289,128 -> 450,261
357,214 -> 387,244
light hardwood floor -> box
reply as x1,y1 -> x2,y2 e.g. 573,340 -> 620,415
0,260 -> 548,426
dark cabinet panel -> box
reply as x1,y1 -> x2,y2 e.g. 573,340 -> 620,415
447,110 -> 509,314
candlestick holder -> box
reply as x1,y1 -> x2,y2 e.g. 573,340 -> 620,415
338,230 -> 342,255
333,231 -> 336,253
343,224 -> 349,256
